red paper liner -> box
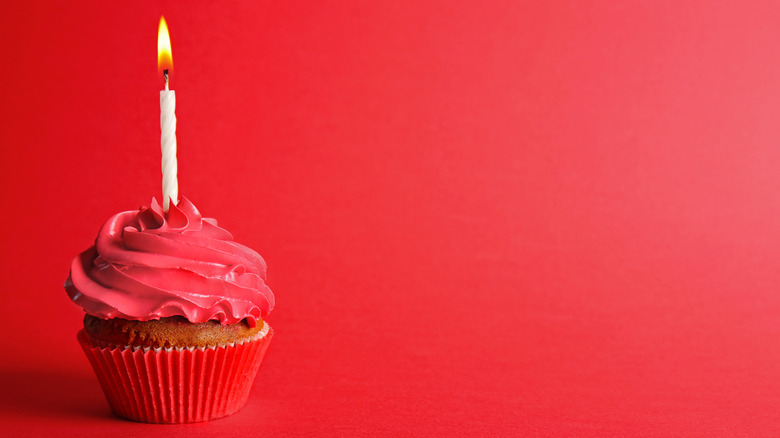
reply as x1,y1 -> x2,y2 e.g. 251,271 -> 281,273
77,324 -> 273,423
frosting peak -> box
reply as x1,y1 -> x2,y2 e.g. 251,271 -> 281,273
65,198 -> 274,327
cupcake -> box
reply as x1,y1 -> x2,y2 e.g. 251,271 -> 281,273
65,197 -> 275,423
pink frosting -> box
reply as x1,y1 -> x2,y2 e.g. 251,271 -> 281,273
65,198 -> 274,327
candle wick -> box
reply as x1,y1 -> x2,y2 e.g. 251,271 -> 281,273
164,69 -> 169,91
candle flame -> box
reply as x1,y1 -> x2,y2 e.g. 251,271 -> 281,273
157,16 -> 173,72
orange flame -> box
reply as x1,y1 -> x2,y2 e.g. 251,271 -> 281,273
157,16 -> 173,72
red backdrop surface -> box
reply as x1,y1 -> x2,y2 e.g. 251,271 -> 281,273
2,1 -> 780,436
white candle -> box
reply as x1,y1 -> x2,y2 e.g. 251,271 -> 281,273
160,79 -> 178,211
158,16 -> 178,212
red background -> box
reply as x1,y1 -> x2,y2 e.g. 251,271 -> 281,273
2,1 -> 780,436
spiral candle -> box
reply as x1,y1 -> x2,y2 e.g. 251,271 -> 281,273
158,16 -> 177,212
160,85 -> 178,211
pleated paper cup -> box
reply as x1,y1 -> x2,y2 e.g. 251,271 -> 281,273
77,323 -> 273,423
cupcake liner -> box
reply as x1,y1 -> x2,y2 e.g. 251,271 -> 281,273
77,323 -> 273,423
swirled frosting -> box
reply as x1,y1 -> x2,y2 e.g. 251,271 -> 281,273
65,198 -> 274,327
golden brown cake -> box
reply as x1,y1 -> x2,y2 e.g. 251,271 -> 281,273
83,315 -> 264,349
